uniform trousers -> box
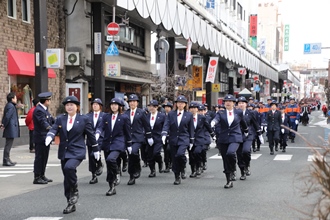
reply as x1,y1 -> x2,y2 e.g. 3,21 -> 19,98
147,143 -> 163,168
116,151 -> 128,172
163,142 -> 171,167
140,143 -> 148,164
188,145 -> 203,167
29,130 -> 35,151
219,143 -> 240,174
33,143 -> 50,177
268,129 -> 280,149
61,158 -> 82,201
289,120 -> 297,138
128,142 -> 142,177
104,150 -> 120,184
280,133 -> 288,148
87,145 -> 100,174
252,137 -> 261,150
237,140 -> 252,169
170,144 -> 188,174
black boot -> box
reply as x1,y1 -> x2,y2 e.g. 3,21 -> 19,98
68,184 -> 79,205
270,147 -> 274,155
41,175 -> 53,183
33,176 -> 48,184
148,164 -> 156,177
89,174 -> 98,184
158,162 -> 164,173
95,161 -> 103,176
127,175 -> 135,185
239,168 -> 246,180
224,173 -> 233,188
291,138 -> 295,143
282,147 -> 286,153
63,203 -> 76,214
106,183 -> 116,196
114,174 -> 121,186
3,158 -> 15,166
173,173 -> 181,185
203,162 -> 207,170
196,163 -> 202,176
230,171 -> 236,181
8,158 -> 17,165
122,161 -> 128,172
164,163 -> 170,173
189,165 -> 197,178
275,145 -> 278,151
181,168 -> 186,179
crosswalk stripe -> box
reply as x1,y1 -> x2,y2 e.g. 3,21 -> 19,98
209,154 -> 222,159
94,218 -> 129,220
251,154 -> 262,159
15,164 -> 60,167
0,167 -> 33,170
273,155 -> 293,161
308,155 -> 326,162
24,217 -> 63,220
0,175 -> 14,177
0,171 -> 32,174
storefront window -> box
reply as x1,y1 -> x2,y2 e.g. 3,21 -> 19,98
11,83 -> 33,116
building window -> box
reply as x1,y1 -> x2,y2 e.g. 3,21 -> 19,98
7,0 -> 17,18
117,22 -> 145,56
22,0 -> 30,23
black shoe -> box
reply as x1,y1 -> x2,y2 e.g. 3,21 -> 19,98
127,177 -> 135,185
89,175 -> 98,184
41,175 -> 53,183
114,174 -> 120,186
245,169 -> 251,176
122,162 -> 128,172
69,185 -> 79,205
203,163 -> 207,170
133,172 -> 140,179
148,171 -> 156,178
230,172 -> 236,181
270,151 -> 274,155
253,148 -> 257,152
158,162 -> 164,173
33,177 -> 48,184
95,162 -> 103,176
181,169 -> 186,179
164,167 -> 170,173
224,181 -> 233,188
174,176 -> 181,185
280,146 -> 283,150
256,147 -> 260,151
189,172 -> 197,178
8,159 -> 17,165
106,183 -> 116,196
3,161 -> 15,166
282,148 -> 286,153
240,170 -> 246,180
275,146 -> 278,151
291,139 -> 295,143
196,167 -> 202,176
63,204 -> 76,214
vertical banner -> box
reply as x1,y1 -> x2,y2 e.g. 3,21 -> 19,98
249,15 -> 257,37
264,79 -> 270,96
192,66 -> 203,90
185,38 -> 192,67
205,57 -> 219,83
284,25 -> 290,51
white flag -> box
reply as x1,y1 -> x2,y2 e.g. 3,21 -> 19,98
205,57 -> 219,83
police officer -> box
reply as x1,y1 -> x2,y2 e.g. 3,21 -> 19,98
162,102 -> 173,173
125,94 -> 152,185
211,94 -> 249,189
96,98 -> 132,196
162,95 -> 195,185
189,102 -> 215,177
252,105 -> 263,152
33,92 -> 54,184
45,96 -> 99,214
280,106 -> 290,152
146,100 -> 166,177
285,98 -> 300,143
86,98 -> 104,184
266,101 -> 282,155
236,97 -> 263,180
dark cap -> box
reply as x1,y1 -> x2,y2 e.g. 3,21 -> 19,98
128,94 -> 139,102
237,96 -> 248,103
148,100 -> 159,106
247,103 -> 255,108
175,95 -> 188,103
162,102 -> 173,108
62,96 -> 80,105
91,98 -> 103,106
224,94 -> 236,101
189,102 -> 199,108
198,105 -> 206,111
38,92 -> 52,100
110,98 -> 124,106
249,97 -> 254,100
270,101 -> 277,106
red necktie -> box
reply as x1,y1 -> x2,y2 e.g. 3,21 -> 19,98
151,116 -> 154,120
194,118 -> 196,122
69,117 -> 73,124
112,115 -> 115,120
229,112 -> 232,116
177,112 -> 181,116
95,113 -> 98,118
131,111 -> 134,116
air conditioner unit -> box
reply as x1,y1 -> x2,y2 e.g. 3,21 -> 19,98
65,52 -> 80,66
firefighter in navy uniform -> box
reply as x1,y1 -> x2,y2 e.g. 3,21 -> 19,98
96,98 -> 132,196
236,97 -> 263,180
211,94 -> 249,189
45,96 -> 99,214
188,102 -> 215,177
162,95 -> 195,185
86,98 -> 104,184
285,98 -> 300,143
162,102 -> 173,173
146,100 -> 166,177
266,101 -> 282,155
124,94 -> 152,185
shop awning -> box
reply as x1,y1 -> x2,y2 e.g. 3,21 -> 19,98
7,49 -> 56,78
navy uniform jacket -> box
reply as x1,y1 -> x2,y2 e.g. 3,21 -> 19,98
162,110 -> 195,146
47,114 -> 98,160
147,112 -> 166,145
266,110 -> 282,131
194,114 -> 214,146
2,102 -> 20,138
124,108 -> 152,143
86,111 -> 105,147
205,110 -> 215,121
281,113 -> 290,134
97,113 -> 132,152
243,109 -> 261,141
212,109 -> 248,144
33,104 -> 54,144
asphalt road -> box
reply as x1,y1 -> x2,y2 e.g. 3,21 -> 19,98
0,110 -> 327,220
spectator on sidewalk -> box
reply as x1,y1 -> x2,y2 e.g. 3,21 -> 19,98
25,98 -> 39,153
322,104 -> 327,117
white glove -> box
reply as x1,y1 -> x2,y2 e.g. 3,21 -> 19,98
189,143 -> 193,151
127,147 -> 132,155
210,121 -> 215,128
94,151 -> 100,161
258,135 -> 264,144
295,120 -> 299,125
281,129 -> 284,134
300,113 -> 303,116
162,136 -> 166,145
95,133 -> 100,141
212,136 -> 216,141
260,126 -> 264,131
147,138 -> 154,146
244,132 -> 249,137
45,136 -> 52,146
264,127 -> 267,133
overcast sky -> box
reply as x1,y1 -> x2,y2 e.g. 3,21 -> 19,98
281,0 -> 330,68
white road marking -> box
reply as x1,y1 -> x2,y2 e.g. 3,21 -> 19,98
251,154 -> 262,159
0,171 -> 32,174
15,164 -> 60,167
0,167 -> 33,170
308,155 -> 326,162
273,155 -> 293,161
209,154 -> 222,159
0,175 -> 14,177
24,218 -> 63,220
94,218 -> 129,220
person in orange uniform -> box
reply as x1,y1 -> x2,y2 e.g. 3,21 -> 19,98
285,98 -> 300,143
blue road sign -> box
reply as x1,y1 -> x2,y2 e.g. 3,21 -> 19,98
304,43 -> 321,54
106,41 -> 119,56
